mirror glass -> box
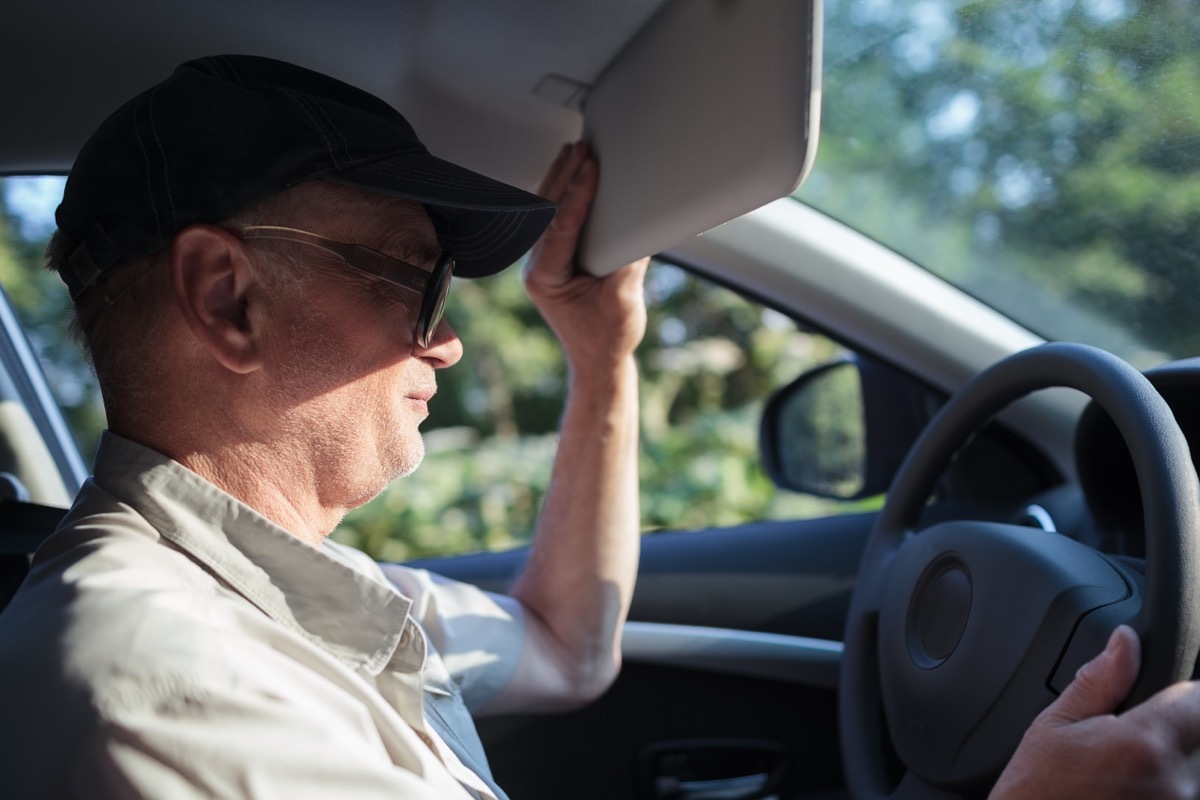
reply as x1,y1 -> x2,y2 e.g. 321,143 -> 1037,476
775,362 -> 866,499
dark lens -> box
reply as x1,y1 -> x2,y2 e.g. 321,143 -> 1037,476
417,256 -> 453,347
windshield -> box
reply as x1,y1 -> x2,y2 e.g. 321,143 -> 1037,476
796,0 -> 1200,369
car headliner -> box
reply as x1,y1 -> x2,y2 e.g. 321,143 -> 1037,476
0,0 -> 667,190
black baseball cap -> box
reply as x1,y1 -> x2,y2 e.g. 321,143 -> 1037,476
54,54 -> 558,299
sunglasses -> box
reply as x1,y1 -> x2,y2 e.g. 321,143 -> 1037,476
235,225 -> 454,348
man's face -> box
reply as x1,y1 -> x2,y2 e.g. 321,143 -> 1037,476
255,191 -> 463,512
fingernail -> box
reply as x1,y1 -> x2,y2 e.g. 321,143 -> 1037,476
1095,626 -> 1129,664
1075,629 -> 1122,680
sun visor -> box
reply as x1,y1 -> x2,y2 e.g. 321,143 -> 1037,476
580,0 -> 823,276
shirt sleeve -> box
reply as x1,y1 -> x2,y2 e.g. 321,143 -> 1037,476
378,563 -> 527,711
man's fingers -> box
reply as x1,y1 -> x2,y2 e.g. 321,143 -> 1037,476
1046,625 -> 1141,725
528,140 -> 645,300
1128,681 -> 1200,755
626,256 -> 651,282
538,141 -> 590,202
527,149 -> 599,284
550,157 -> 597,238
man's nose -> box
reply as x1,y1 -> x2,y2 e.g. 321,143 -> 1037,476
417,319 -> 463,368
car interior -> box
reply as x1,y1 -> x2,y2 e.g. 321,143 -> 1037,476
2,1 -> 1199,798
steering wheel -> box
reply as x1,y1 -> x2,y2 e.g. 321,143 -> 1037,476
839,342 -> 1200,799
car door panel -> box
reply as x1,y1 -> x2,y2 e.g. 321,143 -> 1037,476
412,512 -> 874,798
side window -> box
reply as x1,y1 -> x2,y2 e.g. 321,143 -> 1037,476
1,177 -> 103,464
340,260 -> 867,561
1,178 -> 867,560
636,262 -> 856,530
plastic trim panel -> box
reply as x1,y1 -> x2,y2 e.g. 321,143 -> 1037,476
622,620 -> 843,689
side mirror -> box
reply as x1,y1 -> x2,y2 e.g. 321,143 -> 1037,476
761,357 -> 939,500
760,360 -> 867,499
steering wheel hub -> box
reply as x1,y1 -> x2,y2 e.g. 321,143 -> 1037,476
910,557 -> 971,665
878,521 -> 1132,790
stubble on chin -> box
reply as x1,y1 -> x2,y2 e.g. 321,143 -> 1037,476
317,415 -> 427,512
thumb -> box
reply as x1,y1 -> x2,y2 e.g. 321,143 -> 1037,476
1045,625 -> 1141,724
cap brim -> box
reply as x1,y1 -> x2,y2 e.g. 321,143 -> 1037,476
331,151 -> 557,278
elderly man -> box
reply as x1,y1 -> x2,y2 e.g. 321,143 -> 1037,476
3,53 -> 1200,800
0,55 -> 644,799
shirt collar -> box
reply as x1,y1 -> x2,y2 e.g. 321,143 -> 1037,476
89,431 -> 412,675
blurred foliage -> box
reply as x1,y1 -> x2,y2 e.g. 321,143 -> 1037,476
802,0 -> 1200,367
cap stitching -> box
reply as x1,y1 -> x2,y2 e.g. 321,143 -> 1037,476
484,215 -> 533,260
361,160 -> 529,196
483,214 -> 525,255
295,90 -> 351,163
132,96 -> 164,241
282,89 -> 339,166
283,146 -> 428,188
446,209 -> 527,254
208,55 -> 245,87
363,159 -> 521,191
455,215 -> 528,268
483,212 -> 530,256
308,98 -> 352,162
146,87 -> 179,233
302,146 -> 429,181
443,210 -> 507,250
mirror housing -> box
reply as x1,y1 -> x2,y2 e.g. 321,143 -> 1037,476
761,356 -> 940,500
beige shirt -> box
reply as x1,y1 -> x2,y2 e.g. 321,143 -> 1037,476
0,432 -> 526,799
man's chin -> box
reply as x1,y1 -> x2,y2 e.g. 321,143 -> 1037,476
385,434 -> 426,482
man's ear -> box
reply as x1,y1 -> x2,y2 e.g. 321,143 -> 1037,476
169,226 -> 263,374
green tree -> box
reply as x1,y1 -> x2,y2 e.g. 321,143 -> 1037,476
804,0 -> 1200,364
